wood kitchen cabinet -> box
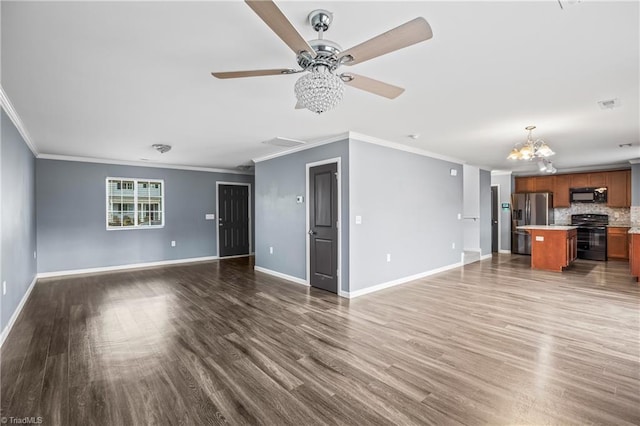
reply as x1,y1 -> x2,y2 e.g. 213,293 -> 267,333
570,173 -> 589,188
553,175 -> 571,207
515,177 -> 535,192
589,172 -> 607,187
534,176 -> 554,193
514,169 -> 631,208
631,233 -> 640,281
607,227 -> 630,260
607,170 -> 631,207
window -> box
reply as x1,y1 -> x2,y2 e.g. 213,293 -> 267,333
106,178 -> 164,229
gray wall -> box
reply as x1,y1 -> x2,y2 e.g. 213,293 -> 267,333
479,169 -> 492,255
491,173 -> 512,252
254,140 -> 349,291
1,109 -> 37,332
36,159 -> 253,273
632,163 -> 640,206
349,139 -> 463,292
462,164 -> 480,251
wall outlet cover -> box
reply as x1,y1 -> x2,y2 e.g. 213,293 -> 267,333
355,215 -> 362,225
296,196 -> 304,204
171,240 -> 176,247
2,281 -> 6,295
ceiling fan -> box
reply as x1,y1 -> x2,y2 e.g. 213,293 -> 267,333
211,1 -> 433,113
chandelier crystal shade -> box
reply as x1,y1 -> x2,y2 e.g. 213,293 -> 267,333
294,66 -> 345,114
507,126 -> 555,161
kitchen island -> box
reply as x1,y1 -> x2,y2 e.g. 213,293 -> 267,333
517,225 -> 579,272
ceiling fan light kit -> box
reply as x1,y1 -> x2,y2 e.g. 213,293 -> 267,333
212,1 -> 433,114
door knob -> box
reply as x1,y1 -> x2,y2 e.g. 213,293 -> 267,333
308,230 -> 316,235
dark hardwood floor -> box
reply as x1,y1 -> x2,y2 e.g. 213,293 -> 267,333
1,255 -> 639,425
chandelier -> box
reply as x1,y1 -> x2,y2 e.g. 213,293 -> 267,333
507,126 -> 555,161
294,65 -> 345,114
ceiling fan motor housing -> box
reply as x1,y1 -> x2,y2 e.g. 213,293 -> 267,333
298,39 -> 343,71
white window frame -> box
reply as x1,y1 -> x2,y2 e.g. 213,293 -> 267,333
105,177 -> 165,230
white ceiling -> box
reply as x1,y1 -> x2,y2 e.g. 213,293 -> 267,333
2,1 -> 639,173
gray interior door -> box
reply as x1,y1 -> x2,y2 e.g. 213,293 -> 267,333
218,184 -> 250,257
309,163 -> 338,294
491,186 -> 498,253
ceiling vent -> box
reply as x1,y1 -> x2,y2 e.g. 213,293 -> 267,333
598,98 -> 620,109
262,137 -> 306,147
236,164 -> 255,171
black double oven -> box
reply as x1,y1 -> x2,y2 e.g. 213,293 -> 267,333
571,214 -> 608,261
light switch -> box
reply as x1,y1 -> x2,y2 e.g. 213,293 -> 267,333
296,196 -> 304,204
535,236 -> 544,242
205,214 -> 215,220
355,215 -> 362,225
450,168 -> 458,176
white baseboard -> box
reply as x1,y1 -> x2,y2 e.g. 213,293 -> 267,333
480,253 -> 493,260
344,262 -> 463,299
254,266 -> 309,286
37,256 -> 219,278
499,249 -> 512,254
1,275 -> 38,348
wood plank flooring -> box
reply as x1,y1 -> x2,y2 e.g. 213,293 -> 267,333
1,255 -> 639,425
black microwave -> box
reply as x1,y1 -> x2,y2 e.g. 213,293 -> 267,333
570,187 -> 607,203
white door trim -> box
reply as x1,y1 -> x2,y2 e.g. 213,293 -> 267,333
216,181 -> 252,258
306,157 -> 342,295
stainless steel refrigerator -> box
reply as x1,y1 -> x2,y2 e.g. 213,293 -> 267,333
511,192 -> 554,255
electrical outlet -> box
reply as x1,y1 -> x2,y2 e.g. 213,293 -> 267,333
457,213 -> 462,220
452,242 -> 456,249
171,241 -> 176,247
269,246 -> 273,254
386,253 -> 391,262
2,281 -> 6,296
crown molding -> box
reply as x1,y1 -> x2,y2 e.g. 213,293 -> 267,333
0,85 -> 38,156
629,159 -> 640,164
37,154 -> 254,175
491,170 -> 513,176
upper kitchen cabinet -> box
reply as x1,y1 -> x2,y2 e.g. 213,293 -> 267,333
513,169 -> 631,208
607,170 -> 631,207
589,172 -> 607,187
534,176 -> 555,193
554,175 -> 570,207
515,176 -> 535,192
570,173 -> 590,188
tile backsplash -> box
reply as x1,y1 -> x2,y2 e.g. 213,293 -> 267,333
554,204 -> 631,225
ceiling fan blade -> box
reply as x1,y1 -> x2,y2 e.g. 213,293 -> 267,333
339,17 -> 432,66
344,73 -> 405,99
211,69 -> 296,79
245,0 -> 316,57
